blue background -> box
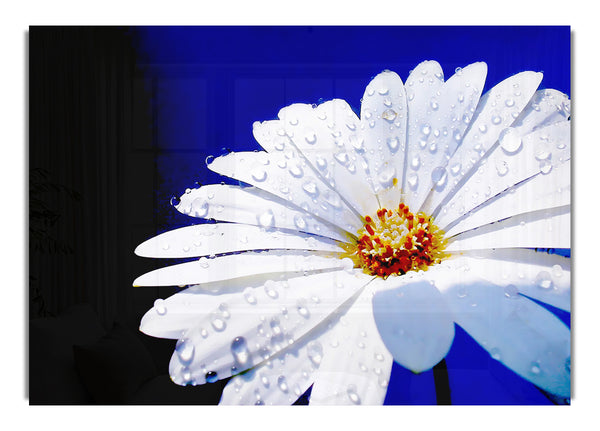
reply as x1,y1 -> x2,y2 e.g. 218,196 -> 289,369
131,26 -> 571,405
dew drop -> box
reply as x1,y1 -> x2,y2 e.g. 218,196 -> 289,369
231,337 -> 250,366
211,316 -> 227,332
307,341 -> 323,366
539,160 -> 553,175
407,173 -> 418,190
251,167 -> 267,182
491,115 -> 502,125
289,165 -> 304,178
410,155 -> 421,170
154,299 -> 167,316
305,132 -> 317,145
495,159 -> 509,176
430,100 -> 439,110
552,264 -> 563,278
535,271 -> 553,289
258,209 -> 275,228
478,124 -> 488,134
302,181 -> 319,197
387,137 -> 400,153
378,87 -> 389,95
450,162 -> 461,176
381,109 -> 397,122
378,167 -> 396,188
530,361 -> 541,375
421,124 -> 431,136
192,198 -> 209,218
431,167 -> 448,189
346,385 -> 361,404
505,98 -> 515,107
176,338 -> 195,365
205,371 -> 218,383
264,280 -> 279,299
499,128 -> 522,153
296,299 -> 310,319
490,348 -> 502,360
277,375 -> 289,392
503,284 -> 520,299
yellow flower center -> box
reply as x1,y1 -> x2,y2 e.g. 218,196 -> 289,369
343,203 -> 448,278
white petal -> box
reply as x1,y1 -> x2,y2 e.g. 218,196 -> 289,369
310,285 -> 393,405
360,70 -> 408,205
176,184 -> 348,242
403,62 -> 487,212
133,250 -> 347,287
135,223 -> 343,258
446,205 -> 570,251
442,280 -> 570,397
512,89 -> 571,134
167,270 -> 371,385
425,71 -> 543,215
220,338 -> 317,405
207,151 -> 362,234
276,100 -> 379,216
253,119 -> 300,155
444,161 -> 570,237
448,250 -> 570,311
372,278 -> 455,373
435,122 -> 570,231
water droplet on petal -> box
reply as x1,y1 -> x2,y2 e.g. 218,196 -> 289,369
154,299 -> 167,315
258,209 -> 275,228
192,198 -> 209,218
305,132 -> 317,145
205,371 -> 218,383
302,181 -> 319,198
231,337 -> 250,366
307,341 -> 323,366
170,195 -> 181,206
296,299 -> 310,318
407,173 -> 418,190
495,160 -> 509,176
552,264 -> 563,278
421,124 -> 431,136
289,165 -> 304,178
431,167 -> 448,190
503,284 -> 520,299
410,155 -> 420,170
346,385 -> 361,404
490,348 -> 502,360
381,109 -> 397,122
277,375 -> 289,392
539,160 -> 553,175
251,167 -> 267,182
378,167 -> 396,188
176,338 -> 195,364
211,315 -> 227,332
535,271 -> 553,289
499,128 -> 522,153
386,137 -> 400,153
491,115 -> 502,125
530,361 -> 541,375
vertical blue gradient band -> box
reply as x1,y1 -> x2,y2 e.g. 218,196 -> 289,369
131,26 -> 570,405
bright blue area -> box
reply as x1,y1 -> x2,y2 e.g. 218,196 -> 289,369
132,26 -> 571,405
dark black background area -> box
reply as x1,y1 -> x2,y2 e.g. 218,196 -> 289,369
28,26 -> 230,405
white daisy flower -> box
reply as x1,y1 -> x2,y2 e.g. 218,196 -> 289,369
134,60 -> 571,405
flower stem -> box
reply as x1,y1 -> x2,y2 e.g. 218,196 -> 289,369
433,358 -> 451,405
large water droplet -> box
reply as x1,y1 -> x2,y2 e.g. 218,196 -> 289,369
231,336 -> 250,366
381,109 -> 397,122
499,128 -> 522,154
176,338 -> 195,365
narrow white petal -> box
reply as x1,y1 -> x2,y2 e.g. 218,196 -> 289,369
436,122 -> 570,231
220,338 -> 317,405
426,71 -> 543,215
403,62 -> 487,212
447,250 -> 570,311
135,223 -> 343,258
444,161 -> 570,237
372,278 -> 455,373
166,270 -> 371,385
133,250 -> 346,287
446,206 -> 570,251
176,184 -> 349,242
442,280 -> 570,398
512,89 -> 571,135
276,100 -> 379,216
207,151 -> 362,234
360,70 -> 408,205
310,285 -> 393,405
